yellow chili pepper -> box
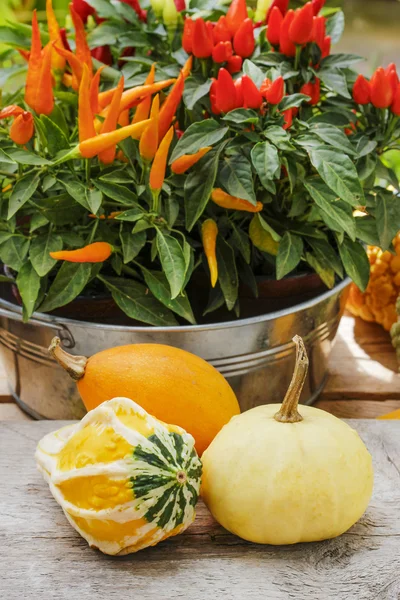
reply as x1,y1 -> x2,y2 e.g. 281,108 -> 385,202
89,66 -> 106,116
79,119 -> 152,159
202,219 -> 219,287
25,11 -> 54,116
149,126 -> 174,191
79,64 -> 97,143
211,188 -> 263,212
99,76 -> 125,164
132,64 -> 155,124
139,94 -> 160,161
46,0 -> 66,73
181,55 -> 193,79
50,242 -> 113,263
171,146 -> 212,174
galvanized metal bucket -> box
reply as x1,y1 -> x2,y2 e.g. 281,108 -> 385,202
0,278 -> 350,419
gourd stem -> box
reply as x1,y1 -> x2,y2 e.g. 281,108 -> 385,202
274,335 -> 308,423
48,337 -> 87,381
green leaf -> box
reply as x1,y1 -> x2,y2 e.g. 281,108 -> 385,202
16,261 -> 40,322
184,146 -> 222,231
39,263 -> 92,313
4,148 -> 51,166
276,232 -> 303,280
303,179 -> 356,240
222,108 -> 259,125
98,275 -> 177,326
251,142 -> 280,192
0,149 -> 16,164
33,194 -> 85,226
170,120 -> 228,163
115,208 -> 144,222
264,126 -> 294,150
119,226 -> 146,263
93,179 -> 138,204
41,115 -> 69,155
321,53 -> 363,69
183,77 -> 212,110
216,237 -> 238,311
58,177 -> 92,211
0,236 -> 29,272
309,111 -> 351,126
279,94 -> 310,111
231,225 -> 251,264
30,232 -> 63,277
318,67 -> 350,98
338,238 -> 370,291
310,123 -> 357,155
308,146 -> 364,206
142,269 -> 196,324
326,10 -> 345,44
376,192 -> 400,251
219,154 -> 256,204
355,216 -> 380,247
307,238 -> 343,278
305,251 -> 335,288
156,231 -> 186,299
242,60 -> 265,88
8,172 -> 40,219
85,0 -> 121,20
29,213 -> 49,233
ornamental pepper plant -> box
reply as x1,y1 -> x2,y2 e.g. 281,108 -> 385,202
0,0 -> 399,326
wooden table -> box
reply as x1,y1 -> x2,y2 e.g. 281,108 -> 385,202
1,419 -> 399,600
2,314 -> 399,421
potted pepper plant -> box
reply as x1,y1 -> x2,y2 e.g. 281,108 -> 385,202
0,0 -> 399,419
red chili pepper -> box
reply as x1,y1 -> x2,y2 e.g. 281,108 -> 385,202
215,68 -> 238,113
265,76 -> 285,104
60,27 -> 71,51
234,78 -> 244,107
25,11 -> 54,116
227,55 -> 243,74
300,78 -> 320,105
174,0 -> 185,10
209,79 -> 221,115
391,83 -> 400,116
226,0 -> 248,36
267,6 -> 283,47
70,2 -> 93,77
242,75 -> 263,109
213,16 -> 232,44
192,18 -> 214,59
183,17 -> 194,54
99,76 -> 125,164
289,2 -> 314,45
266,0 -> 289,21
370,67 -> 394,109
212,41 -> 233,63
385,63 -> 399,97
71,0 -> 95,24
89,65 -> 106,115
260,77 -> 271,97
322,35 -> 330,58
311,0 -> 325,15
233,18 -> 255,59
282,108 -> 293,130
91,46 -> 113,66
312,15 -> 325,50
121,0 -> 147,22
279,10 -> 296,56
0,106 -> 34,146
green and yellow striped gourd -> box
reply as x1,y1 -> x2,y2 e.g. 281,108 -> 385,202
35,397 -> 202,555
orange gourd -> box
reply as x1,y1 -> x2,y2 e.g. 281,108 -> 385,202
49,339 -> 240,455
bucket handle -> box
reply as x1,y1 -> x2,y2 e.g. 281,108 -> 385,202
0,306 -> 75,348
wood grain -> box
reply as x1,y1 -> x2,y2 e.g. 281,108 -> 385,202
314,399 -> 400,418
1,420 -> 399,600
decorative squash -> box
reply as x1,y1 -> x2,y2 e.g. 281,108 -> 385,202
49,338 -> 240,455
201,336 -> 374,545
347,233 -> 400,332
35,397 -> 202,555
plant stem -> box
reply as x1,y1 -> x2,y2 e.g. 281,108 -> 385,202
294,45 -> 301,71
274,335 -> 308,423
152,189 -> 160,214
48,337 -> 87,381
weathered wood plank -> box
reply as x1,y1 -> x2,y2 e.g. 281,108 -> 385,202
314,399 -> 400,418
0,403 -> 31,420
0,421 -> 399,600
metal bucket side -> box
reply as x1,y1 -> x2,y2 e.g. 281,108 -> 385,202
0,279 -> 350,418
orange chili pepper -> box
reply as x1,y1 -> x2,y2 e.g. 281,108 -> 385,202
70,2 -> 93,78
25,11 -> 54,115
50,242 -> 113,263
0,105 -> 34,145
18,49 -> 30,62
79,64 -> 97,143
99,76 -> 125,164
132,64 -> 155,124
46,0 -> 66,73
118,109 -> 130,127
79,118 -> 152,158
139,94 -> 160,161
202,219 -> 218,287
158,73 -> 184,141
181,55 -> 193,79
149,126 -> 174,191
211,188 -> 263,212
89,66 -> 106,115
171,146 -> 212,174
98,78 -> 175,112
55,46 -> 84,88
88,211 -> 122,219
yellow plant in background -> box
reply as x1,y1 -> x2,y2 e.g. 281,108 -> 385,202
347,233 -> 400,331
